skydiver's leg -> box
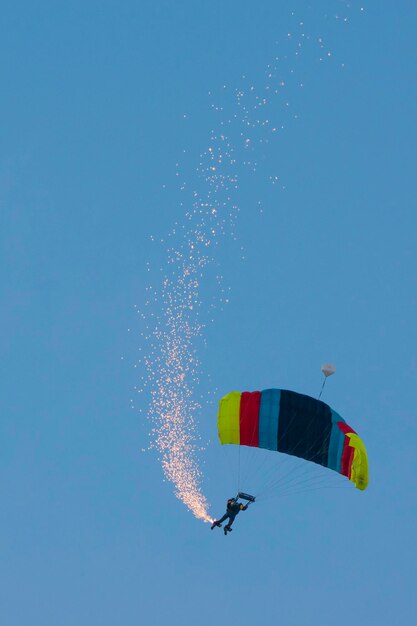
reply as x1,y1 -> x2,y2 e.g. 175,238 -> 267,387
211,513 -> 228,529
224,514 -> 236,533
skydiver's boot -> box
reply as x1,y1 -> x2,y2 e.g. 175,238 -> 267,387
211,521 -> 222,530
224,525 -> 232,535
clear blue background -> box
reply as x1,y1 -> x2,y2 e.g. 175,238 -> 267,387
1,2 -> 416,624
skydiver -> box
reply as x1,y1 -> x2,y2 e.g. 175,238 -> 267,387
211,498 -> 248,535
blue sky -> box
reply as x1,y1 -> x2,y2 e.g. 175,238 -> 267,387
1,2 -> 417,624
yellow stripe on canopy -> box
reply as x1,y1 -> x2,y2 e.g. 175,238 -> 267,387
348,433 -> 369,490
218,392 -> 241,445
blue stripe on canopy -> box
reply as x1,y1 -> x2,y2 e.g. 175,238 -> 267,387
328,409 -> 346,472
258,389 -> 281,451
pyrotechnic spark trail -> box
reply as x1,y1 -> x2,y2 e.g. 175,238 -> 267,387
135,3 -> 363,522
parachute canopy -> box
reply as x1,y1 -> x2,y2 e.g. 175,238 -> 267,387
217,389 -> 368,490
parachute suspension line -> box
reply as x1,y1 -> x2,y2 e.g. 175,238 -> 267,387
250,409 -> 306,498
260,460 -> 340,498
257,416 -> 349,498
242,446 -> 273,489
252,400 -> 339,498
256,408 -> 303,490
257,477 -> 348,503
255,409 -> 340,497
255,413 -> 352,499
237,444 -> 241,493
258,421 -> 330,495
318,377 -> 327,400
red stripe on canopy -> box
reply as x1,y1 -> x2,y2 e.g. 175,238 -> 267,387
240,391 -> 261,447
340,435 -> 354,477
337,421 -> 357,435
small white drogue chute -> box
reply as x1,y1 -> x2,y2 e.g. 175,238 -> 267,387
321,363 -> 336,378
318,363 -> 336,399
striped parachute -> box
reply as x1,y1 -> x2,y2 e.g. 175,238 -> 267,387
217,389 -> 368,491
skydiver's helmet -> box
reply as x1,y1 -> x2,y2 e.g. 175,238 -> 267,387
227,498 -> 236,506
